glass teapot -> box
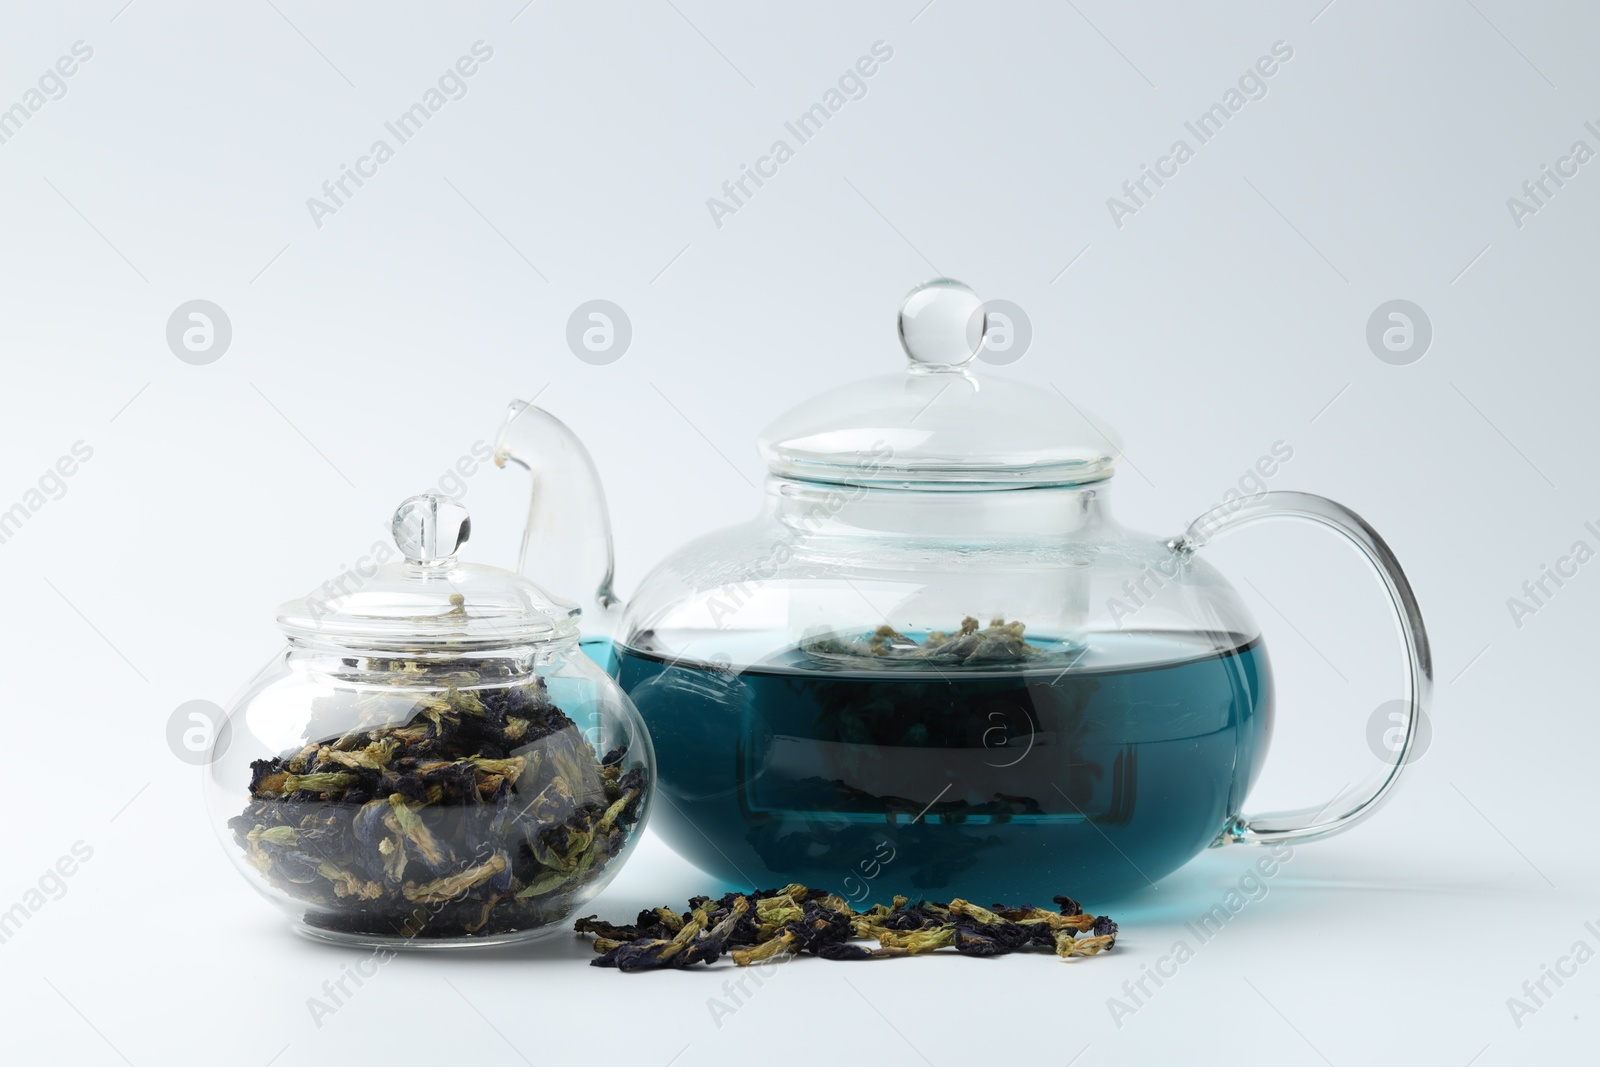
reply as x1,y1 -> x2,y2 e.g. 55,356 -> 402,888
203,494 -> 653,947
495,278 -> 1430,903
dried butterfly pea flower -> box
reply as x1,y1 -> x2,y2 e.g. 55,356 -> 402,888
803,616 -> 1047,668
229,663 -> 646,941
590,897 -> 752,971
576,884 -> 1117,969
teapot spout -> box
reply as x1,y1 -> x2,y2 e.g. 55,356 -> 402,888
493,400 -> 621,638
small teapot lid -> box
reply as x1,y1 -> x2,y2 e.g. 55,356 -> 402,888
758,278 -> 1122,488
276,494 -> 578,650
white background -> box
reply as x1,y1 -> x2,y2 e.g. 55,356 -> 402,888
1,1 -> 1596,1064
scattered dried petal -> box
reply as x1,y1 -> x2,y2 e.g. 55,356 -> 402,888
579,885 -> 1117,970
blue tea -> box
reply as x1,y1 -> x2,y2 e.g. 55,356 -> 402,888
611,630 -> 1273,903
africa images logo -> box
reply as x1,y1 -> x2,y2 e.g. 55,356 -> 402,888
304,41 -> 495,228
1105,40 -> 1294,229
0,40 -> 94,147
705,41 -> 894,228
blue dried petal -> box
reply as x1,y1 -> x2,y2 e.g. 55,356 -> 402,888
951,928 -> 1004,957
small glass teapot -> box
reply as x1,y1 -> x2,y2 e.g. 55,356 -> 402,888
495,279 -> 1430,903
204,494 -> 653,947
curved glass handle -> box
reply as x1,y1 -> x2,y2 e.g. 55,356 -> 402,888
493,400 -> 621,636
1179,491 -> 1433,847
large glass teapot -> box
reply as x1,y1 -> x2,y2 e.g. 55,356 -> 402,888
496,278 -> 1430,903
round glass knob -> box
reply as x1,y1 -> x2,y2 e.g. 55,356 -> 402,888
897,278 -> 986,369
392,494 -> 471,565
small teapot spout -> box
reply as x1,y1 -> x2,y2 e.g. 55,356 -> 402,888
493,400 -> 621,637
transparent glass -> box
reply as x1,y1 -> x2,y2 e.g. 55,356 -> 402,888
205,640 -> 652,948
491,279 -> 1430,903
205,487 -> 655,949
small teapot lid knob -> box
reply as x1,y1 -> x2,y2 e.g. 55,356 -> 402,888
393,494 -> 471,565
897,278 -> 986,370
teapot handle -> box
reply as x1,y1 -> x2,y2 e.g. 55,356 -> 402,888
493,400 -> 622,636
1176,491 -> 1432,847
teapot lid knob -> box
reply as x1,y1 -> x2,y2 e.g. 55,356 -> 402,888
897,278 -> 986,370
392,494 -> 471,565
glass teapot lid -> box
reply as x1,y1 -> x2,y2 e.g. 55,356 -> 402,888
276,494 -> 578,650
758,278 -> 1122,488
